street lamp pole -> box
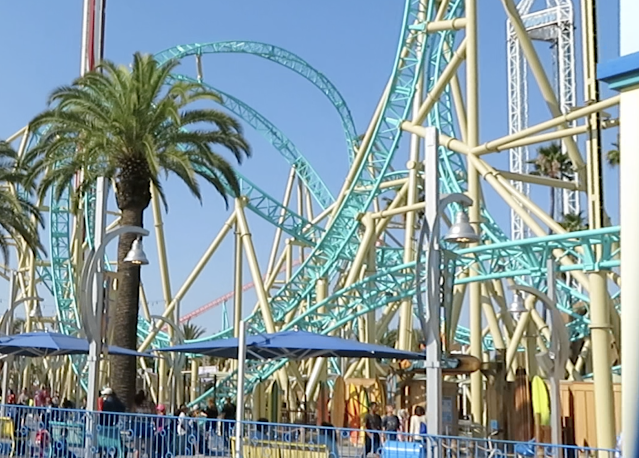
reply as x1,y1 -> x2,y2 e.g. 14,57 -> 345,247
418,127 -> 478,445
423,127 -> 443,441
79,225 -> 149,412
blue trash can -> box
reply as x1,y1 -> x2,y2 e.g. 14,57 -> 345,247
381,441 -> 426,458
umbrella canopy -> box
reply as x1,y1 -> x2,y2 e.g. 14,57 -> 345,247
156,330 -> 425,361
0,331 -> 152,358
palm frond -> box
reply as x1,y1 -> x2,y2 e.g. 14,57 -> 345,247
0,141 -> 45,261
25,52 -> 250,214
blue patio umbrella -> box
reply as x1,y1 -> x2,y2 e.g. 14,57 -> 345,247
156,329 -> 425,361
158,326 -> 425,452
0,331 -> 152,358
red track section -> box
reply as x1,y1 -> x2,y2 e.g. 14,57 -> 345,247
179,260 -> 302,323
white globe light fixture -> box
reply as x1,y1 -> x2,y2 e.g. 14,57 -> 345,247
443,211 -> 480,244
124,238 -> 149,265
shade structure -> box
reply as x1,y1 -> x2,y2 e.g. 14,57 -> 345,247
0,331 -> 152,358
156,330 -> 425,361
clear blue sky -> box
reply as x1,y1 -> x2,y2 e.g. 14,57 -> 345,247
0,1 -> 621,332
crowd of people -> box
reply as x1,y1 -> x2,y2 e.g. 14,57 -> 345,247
362,402 -> 428,456
94,388 -> 239,456
0,384 -> 433,458
0,385 -> 240,457
1,385 -> 75,410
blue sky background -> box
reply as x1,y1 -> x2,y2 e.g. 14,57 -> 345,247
0,1 -> 621,333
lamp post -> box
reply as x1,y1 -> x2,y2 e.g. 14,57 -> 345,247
0,271 -> 43,414
508,261 -> 570,450
79,225 -> 149,412
416,127 -> 479,446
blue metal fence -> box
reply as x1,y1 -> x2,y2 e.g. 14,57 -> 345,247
0,404 -> 618,457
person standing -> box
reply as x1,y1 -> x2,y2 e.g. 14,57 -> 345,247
409,406 -> 427,442
100,387 -> 125,427
363,402 -> 382,456
382,405 -> 400,442
17,388 -> 28,406
205,398 -> 219,436
221,397 -> 236,448
35,385 -> 48,407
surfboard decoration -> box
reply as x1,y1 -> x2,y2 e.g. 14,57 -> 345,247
316,380 -> 329,425
347,383 -> 360,444
331,376 -> 346,428
531,375 -> 551,427
265,380 -> 281,423
252,380 -> 266,420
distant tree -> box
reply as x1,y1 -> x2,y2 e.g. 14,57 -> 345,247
182,322 -> 206,341
606,142 -> 620,167
560,212 -> 587,232
380,328 -> 424,351
527,142 -> 574,225
182,322 -> 207,369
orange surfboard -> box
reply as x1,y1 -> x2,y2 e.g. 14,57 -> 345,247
347,384 -> 360,444
331,376 -> 346,428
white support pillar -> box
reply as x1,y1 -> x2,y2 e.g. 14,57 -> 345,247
598,6 -> 639,454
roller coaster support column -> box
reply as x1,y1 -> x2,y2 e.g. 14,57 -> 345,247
235,319 -> 248,458
305,278 -> 329,400
235,199 -> 295,390
465,0 -> 483,424
151,185 -> 176,405
149,315 -> 186,411
580,0 -> 616,452
232,216 -> 243,373
397,7 -> 425,352
598,4 -> 639,452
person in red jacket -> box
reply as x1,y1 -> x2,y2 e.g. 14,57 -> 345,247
97,386 -> 113,411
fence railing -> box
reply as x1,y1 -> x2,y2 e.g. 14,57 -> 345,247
0,404 -> 620,457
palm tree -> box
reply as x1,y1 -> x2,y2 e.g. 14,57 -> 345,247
182,322 -> 206,341
380,328 -> 425,351
11,317 -> 25,335
560,212 -> 587,232
24,53 -> 251,408
0,141 -> 44,263
182,321 -> 206,366
606,142 -> 620,167
527,142 -> 574,225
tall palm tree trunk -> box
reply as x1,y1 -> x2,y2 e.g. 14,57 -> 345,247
111,207 -> 144,409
